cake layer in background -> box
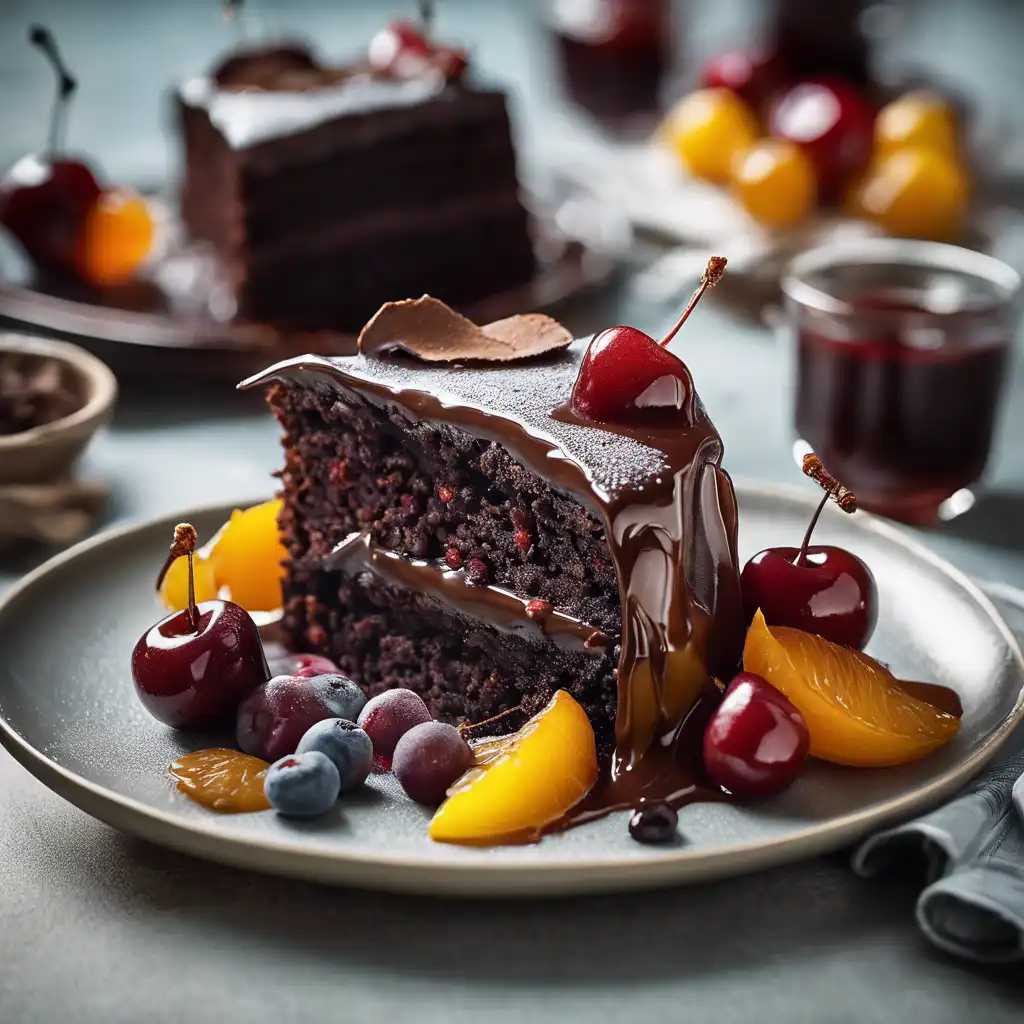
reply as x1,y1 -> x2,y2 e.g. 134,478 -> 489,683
176,46 -> 537,332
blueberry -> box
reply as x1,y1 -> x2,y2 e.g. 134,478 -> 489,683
264,751 -> 340,817
315,673 -> 367,723
296,718 -> 373,792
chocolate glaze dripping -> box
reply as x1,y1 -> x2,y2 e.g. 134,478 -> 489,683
241,343 -> 746,827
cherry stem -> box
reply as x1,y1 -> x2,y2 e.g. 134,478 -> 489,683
659,256 -> 727,348
457,703 -> 524,736
29,26 -> 76,157
155,523 -> 200,631
797,490 -> 830,567
418,0 -> 435,36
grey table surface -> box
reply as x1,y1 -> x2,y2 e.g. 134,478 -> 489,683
3,1 -> 1024,1021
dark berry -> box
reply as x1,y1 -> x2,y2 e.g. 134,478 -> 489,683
392,721 -> 473,805
628,803 -> 678,845
296,718 -> 373,792
264,751 -> 340,817
266,652 -> 340,679
356,688 -> 432,759
236,673 -> 366,762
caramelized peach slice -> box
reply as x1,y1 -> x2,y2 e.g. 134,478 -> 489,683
429,690 -> 598,845
743,610 -> 960,767
209,499 -> 288,612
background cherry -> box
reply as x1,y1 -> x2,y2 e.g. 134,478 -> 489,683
570,256 -> 726,425
0,27 -> 101,275
700,49 -> 783,113
131,524 -> 269,729
768,78 -> 874,195
703,672 -> 810,799
741,453 -> 877,650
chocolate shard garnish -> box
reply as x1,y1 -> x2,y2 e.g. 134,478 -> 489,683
357,295 -> 573,363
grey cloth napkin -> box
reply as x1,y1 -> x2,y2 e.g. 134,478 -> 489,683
852,739 -> 1024,964
852,582 -> 1024,964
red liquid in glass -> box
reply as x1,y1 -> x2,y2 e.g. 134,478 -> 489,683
547,0 -> 671,129
795,293 -> 1010,523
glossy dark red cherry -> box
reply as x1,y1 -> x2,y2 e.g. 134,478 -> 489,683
768,78 -> 874,193
742,545 -> 877,650
0,27 -> 102,275
132,523 -> 269,729
0,156 -> 101,274
741,451 -> 877,649
703,672 -> 810,799
570,256 -> 725,425
368,20 -> 432,77
571,325 -> 694,424
132,600 -> 270,729
700,49 -> 783,111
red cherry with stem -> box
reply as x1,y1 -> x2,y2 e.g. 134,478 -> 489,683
768,78 -> 875,195
0,26 -> 101,275
570,256 -> 726,425
700,50 -> 783,112
703,672 -> 810,799
741,453 -> 878,650
131,523 -> 269,729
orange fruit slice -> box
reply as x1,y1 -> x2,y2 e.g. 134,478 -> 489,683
209,499 -> 288,612
743,609 -> 960,766
429,690 -> 598,845
161,500 -> 287,614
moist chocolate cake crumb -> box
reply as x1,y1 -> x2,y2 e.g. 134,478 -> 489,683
269,374 -> 621,748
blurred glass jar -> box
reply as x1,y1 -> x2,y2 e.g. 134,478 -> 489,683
783,238 -> 1020,525
544,0 -> 673,132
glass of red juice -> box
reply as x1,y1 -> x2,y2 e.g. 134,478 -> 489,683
783,239 -> 1021,525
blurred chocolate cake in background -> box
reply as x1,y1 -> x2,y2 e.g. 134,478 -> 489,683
175,19 -> 536,332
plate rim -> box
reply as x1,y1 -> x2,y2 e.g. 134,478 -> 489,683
2,482 -> 1022,896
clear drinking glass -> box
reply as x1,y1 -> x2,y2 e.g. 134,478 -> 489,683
782,238 -> 1021,525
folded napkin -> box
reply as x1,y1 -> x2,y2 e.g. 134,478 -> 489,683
853,737 -> 1024,964
852,580 -> 1024,965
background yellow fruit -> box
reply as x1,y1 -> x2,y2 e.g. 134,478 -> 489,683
731,138 -> 817,230
663,88 -> 758,183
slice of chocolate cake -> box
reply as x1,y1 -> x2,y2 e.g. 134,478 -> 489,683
242,295 -> 745,811
176,34 -> 536,332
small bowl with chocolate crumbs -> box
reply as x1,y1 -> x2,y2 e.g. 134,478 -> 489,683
0,335 -> 117,485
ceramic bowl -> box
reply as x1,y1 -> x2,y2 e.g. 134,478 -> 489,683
0,334 -> 117,485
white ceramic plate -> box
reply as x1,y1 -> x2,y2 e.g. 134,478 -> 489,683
1,482 -> 1022,897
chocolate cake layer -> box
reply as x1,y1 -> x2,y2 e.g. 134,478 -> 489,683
243,337 -> 746,790
240,204 -> 535,329
177,58 -> 537,332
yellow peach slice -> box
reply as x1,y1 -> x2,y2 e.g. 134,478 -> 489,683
209,499 -> 288,613
743,609 -> 960,767
429,690 -> 598,846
